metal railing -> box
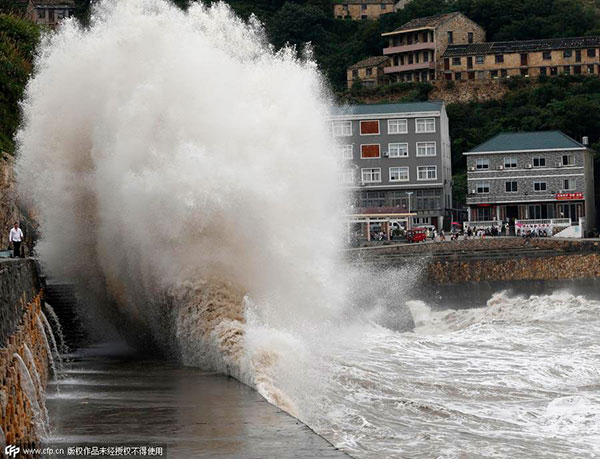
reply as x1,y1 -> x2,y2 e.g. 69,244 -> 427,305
515,218 -> 571,226
463,220 -> 503,229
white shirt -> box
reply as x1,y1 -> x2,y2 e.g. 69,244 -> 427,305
9,228 -> 23,242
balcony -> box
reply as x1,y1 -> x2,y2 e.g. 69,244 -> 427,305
383,42 -> 436,55
384,61 -> 435,74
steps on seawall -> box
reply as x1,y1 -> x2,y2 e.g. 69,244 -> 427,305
44,282 -> 88,351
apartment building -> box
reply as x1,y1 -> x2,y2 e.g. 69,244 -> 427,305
443,36 -> 600,80
332,102 -> 453,228
347,56 -> 390,89
465,131 -> 596,234
382,12 -> 485,82
18,0 -> 76,28
333,0 -> 395,20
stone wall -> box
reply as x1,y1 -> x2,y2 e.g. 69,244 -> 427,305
0,260 -> 41,346
0,259 -> 51,448
351,237 -> 600,284
428,253 -> 600,284
430,79 -> 510,103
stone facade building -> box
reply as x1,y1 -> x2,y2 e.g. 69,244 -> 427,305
331,101 -> 453,228
18,0 -> 76,28
382,12 -> 485,82
465,131 -> 596,235
443,36 -> 600,80
347,56 -> 390,89
333,0 -> 395,20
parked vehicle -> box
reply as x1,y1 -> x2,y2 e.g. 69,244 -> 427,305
406,227 -> 427,243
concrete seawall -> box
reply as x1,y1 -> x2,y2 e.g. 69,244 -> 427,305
351,238 -> 600,285
0,259 -> 51,448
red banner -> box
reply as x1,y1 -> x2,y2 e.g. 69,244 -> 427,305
556,192 -> 583,200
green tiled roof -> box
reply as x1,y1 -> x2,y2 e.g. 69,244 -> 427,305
336,101 -> 443,116
467,131 -> 584,153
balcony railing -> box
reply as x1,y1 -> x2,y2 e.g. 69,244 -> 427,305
384,61 -> 436,74
383,42 -> 436,55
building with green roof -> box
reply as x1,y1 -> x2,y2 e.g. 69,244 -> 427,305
464,130 -> 595,236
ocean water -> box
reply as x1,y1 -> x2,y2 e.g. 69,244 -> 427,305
307,290 -> 600,458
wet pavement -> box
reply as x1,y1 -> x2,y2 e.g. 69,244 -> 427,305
45,343 -> 348,458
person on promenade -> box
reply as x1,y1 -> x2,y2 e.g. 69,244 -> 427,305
9,222 -> 23,258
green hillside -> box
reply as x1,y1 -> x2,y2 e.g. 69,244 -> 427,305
0,13 -> 39,154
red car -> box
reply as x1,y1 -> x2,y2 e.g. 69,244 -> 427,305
406,228 -> 427,243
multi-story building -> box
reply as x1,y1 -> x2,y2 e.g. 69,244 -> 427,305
333,0 -> 395,20
382,12 -> 485,82
465,131 -> 596,235
443,37 -> 600,80
332,101 -> 453,228
18,0 -> 76,28
347,56 -> 390,89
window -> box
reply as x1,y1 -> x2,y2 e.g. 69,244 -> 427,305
574,65 -> 582,75
476,55 -> 484,64
415,118 -> 435,133
564,65 -> 571,75
468,32 -> 474,44
588,49 -> 596,57
447,31 -> 453,44
417,166 -> 437,180
476,158 -> 489,169
381,3 -> 386,9
455,72 -> 462,80
388,119 -> 408,134
563,178 -> 576,190
361,15 -> 367,19
476,182 -> 490,193
540,67 -> 547,76
389,167 -> 409,182
532,157 -> 546,167
452,57 -> 461,66
564,50 -> 572,58
562,154 -> 575,166
550,67 -> 558,75
388,143 -> 408,157
366,68 -> 373,76
588,65 -> 595,74
362,4 -> 367,9
415,189 -> 441,210
504,157 -> 517,168
533,181 -> 547,192
360,191 -> 385,207
361,168 -> 381,183
416,142 -> 436,157
505,181 -> 518,193
360,120 -> 379,135
543,51 -> 552,60
491,70 -> 498,78
339,170 -> 355,184
501,69 -> 508,78
37,8 -> 45,18
520,68 -> 529,76
332,121 -> 352,136
337,144 -> 353,160
361,144 -> 380,159
495,54 -> 504,63
352,69 -> 358,77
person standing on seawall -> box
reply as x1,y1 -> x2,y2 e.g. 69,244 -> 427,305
9,222 -> 23,258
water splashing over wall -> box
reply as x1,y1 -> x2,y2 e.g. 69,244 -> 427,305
16,0 -> 353,413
